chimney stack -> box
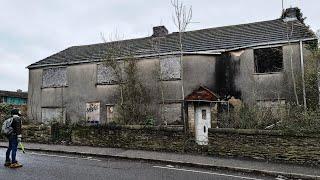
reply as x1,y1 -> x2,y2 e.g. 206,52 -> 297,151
152,26 -> 168,37
281,7 -> 302,22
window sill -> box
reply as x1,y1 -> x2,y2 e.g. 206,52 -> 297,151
160,78 -> 182,82
96,83 -> 119,86
252,72 -> 283,75
41,85 -> 68,89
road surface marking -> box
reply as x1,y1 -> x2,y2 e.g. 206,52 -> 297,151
29,152 -> 102,161
153,166 -> 264,180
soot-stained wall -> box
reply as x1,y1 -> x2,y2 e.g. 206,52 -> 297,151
215,52 -> 241,99
28,43 -> 308,123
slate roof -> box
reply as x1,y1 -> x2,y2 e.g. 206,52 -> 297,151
0,90 -> 28,99
28,19 -> 316,69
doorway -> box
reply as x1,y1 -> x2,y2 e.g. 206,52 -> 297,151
195,106 -> 211,145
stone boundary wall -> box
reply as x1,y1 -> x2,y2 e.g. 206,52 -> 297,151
69,125 -> 205,153
0,124 -> 51,143
208,128 -> 320,166
2,125 -> 320,166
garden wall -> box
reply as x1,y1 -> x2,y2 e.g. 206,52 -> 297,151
0,124 -> 51,143
69,125 -> 204,153
208,128 -> 320,166
2,124 -> 320,166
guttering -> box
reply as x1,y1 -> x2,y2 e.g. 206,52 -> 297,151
227,37 -> 317,51
27,37 -> 317,69
26,51 -> 222,69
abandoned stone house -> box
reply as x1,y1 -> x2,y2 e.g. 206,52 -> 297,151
27,8 -> 317,136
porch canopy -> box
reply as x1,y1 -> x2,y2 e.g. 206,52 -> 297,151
185,86 -> 219,102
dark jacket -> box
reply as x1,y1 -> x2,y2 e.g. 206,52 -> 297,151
11,116 -> 22,136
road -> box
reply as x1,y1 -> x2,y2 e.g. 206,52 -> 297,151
0,148 -> 276,180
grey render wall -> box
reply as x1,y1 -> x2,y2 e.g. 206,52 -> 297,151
28,55 -> 217,124
28,43 -> 308,123
28,68 -> 42,122
235,43 -> 306,104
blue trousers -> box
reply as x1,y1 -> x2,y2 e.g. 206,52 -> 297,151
6,135 -> 18,163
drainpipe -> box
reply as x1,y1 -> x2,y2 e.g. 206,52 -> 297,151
300,40 -> 307,110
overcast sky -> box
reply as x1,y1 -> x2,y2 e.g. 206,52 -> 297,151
0,0 -> 319,92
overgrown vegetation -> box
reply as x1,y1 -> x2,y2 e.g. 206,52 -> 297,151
219,33 -> 320,133
101,37 -> 156,125
0,104 -> 12,123
219,104 -> 320,134
0,104 -> 29,125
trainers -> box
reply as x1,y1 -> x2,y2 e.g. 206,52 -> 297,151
4,161 -> 11,167
9,162 -> 23,168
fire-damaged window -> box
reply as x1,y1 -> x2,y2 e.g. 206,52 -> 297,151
160,56 -> 181,80
42,67 -> 67,88
254,47 -> 283,73
97,64 -> 119,85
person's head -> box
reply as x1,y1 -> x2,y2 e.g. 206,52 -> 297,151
11,109 -> 22,116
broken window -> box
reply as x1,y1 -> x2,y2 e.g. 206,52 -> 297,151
160,56 -> 181,80
254,47 -> 283,73
97,64 -> 120,85
42,67 -> 67,88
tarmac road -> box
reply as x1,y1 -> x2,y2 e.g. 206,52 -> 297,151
0,148 -> 276,180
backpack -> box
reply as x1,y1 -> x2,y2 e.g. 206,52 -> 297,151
1,118 -> 13,136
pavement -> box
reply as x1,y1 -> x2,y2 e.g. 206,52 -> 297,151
0,142 -> 319,180
0,148 -> 273,180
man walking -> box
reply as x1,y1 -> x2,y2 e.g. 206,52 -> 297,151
4,109 -> 23,168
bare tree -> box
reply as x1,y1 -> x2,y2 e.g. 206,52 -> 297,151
171,0 -> 192,130
101,33 -> 155,125
101,33 -> 126,104
171,0 -> 192,99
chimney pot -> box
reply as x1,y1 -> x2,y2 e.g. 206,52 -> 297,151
152,26 -> 168,37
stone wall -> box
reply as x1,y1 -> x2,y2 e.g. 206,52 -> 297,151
69,125 -> 205,153
0,124 -> 51,143
208,128 -> 320,166
2,124 -> 320,166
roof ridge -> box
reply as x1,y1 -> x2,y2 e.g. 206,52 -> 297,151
68,19 -> 286,48
28,18 -> 316,69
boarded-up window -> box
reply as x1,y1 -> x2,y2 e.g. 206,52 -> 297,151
86,102 -> 100,124
106,105 -> 115,123
160,57 -> 181,80
256,99 -> 286,108
161,103 -> 182,125
97,64 -> 118,85
41,107 -> 66,124
254,47 -> 283,73
42,67 -> 67,88
256,99 -> 286,117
